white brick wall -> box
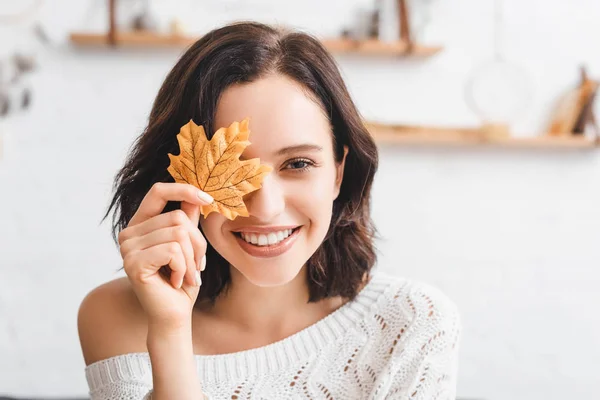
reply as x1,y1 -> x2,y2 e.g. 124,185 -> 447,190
1,1 -> 599,399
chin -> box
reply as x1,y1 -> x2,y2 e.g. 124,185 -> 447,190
234,261 -> 304,288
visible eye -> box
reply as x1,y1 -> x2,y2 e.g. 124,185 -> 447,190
283,158 -> 315,172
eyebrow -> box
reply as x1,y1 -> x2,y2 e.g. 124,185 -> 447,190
275,144 -> 323,156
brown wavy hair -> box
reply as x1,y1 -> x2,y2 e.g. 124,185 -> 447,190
102,21 -> 379,304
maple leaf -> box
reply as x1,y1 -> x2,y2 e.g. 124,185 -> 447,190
167,118 -> 272,220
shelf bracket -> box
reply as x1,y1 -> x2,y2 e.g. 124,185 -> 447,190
108,0 -> 117,46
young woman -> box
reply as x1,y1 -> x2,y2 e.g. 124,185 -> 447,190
77,22 -> 461,400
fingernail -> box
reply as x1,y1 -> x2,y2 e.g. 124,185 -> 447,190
200,255 -> 206,271
195,270 -> 202,286
197,190 -> 213,204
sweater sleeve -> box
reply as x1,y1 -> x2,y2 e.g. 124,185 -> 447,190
88,382 -> 153,400
402,327 -> 460,400
85,354 -> 154,400
89,386 -> 212,400
85,357 -> 212,400
382,283 -> 462,400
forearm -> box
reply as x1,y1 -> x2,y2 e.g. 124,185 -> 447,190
147,322 -> 204,399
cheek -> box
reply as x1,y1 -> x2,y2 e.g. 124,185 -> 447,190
310,164 -> 339,200
288,167 -> 338,224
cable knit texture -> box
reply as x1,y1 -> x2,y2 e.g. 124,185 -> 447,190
84,271 -> 461,399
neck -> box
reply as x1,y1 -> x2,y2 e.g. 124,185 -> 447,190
210,266 -> 344,337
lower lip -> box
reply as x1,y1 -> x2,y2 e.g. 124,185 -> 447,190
234,228 -> 301,258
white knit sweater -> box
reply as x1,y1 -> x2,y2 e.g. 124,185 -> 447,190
84,271 -> 461,399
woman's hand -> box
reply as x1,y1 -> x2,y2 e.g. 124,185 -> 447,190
118,182 -> 213,330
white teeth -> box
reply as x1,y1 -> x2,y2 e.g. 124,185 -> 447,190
267,233 -> 278,245
257,234 -> 268,246
239,229 -> 295,246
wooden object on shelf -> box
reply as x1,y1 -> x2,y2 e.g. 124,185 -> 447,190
573,67 -> 599,136
108,0 -> 116,46
365,122 -> 599,149
69,32 -> 443,57
398,0 -> 413,50
574,89 -> 599,135
548,66 -> 599,136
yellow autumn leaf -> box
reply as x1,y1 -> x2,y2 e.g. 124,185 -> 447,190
167,118 -> 272,220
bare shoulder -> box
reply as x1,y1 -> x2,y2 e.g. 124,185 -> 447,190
77,277 -> 149,366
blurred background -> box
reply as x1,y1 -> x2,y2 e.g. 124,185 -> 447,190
1,0 -> 599,399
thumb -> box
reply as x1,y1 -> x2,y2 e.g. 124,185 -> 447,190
181,272 -> 202,302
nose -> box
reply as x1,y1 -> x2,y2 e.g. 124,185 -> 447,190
244,173 -> 285,222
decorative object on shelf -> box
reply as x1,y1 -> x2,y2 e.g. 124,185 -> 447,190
340,3 -> 379,41
573,69 -> 599,136
368,0 -> 381,39
341,28 -> 352,40
465,0 -> 533,135
130,0 -> 158,32
408,0 -> 437,43
169,18 -> 186,36
548,66 -> 599,138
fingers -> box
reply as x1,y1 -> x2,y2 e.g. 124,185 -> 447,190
129,182 -> 213,227
188,224 -> 207,270
120,210 -> 189,245
124,242 -> 187,289
119,210 -> 207,272
200,254 -> 207,272
165,243 -> 187,289
122,226 -> 196,286
173,227 -> 197,287
119,183 -> 211,292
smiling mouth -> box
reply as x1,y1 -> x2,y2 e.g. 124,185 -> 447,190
233,227 -> 301,247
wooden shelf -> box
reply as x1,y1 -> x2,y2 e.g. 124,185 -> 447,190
321,38 -> 442,57
70,31 -> 196,47
69,32 -> 442,57
366,122 -> 600,149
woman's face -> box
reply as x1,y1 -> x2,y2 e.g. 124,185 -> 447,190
200,74 -> 346,287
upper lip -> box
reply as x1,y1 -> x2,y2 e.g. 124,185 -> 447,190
232,225 -> 300,234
